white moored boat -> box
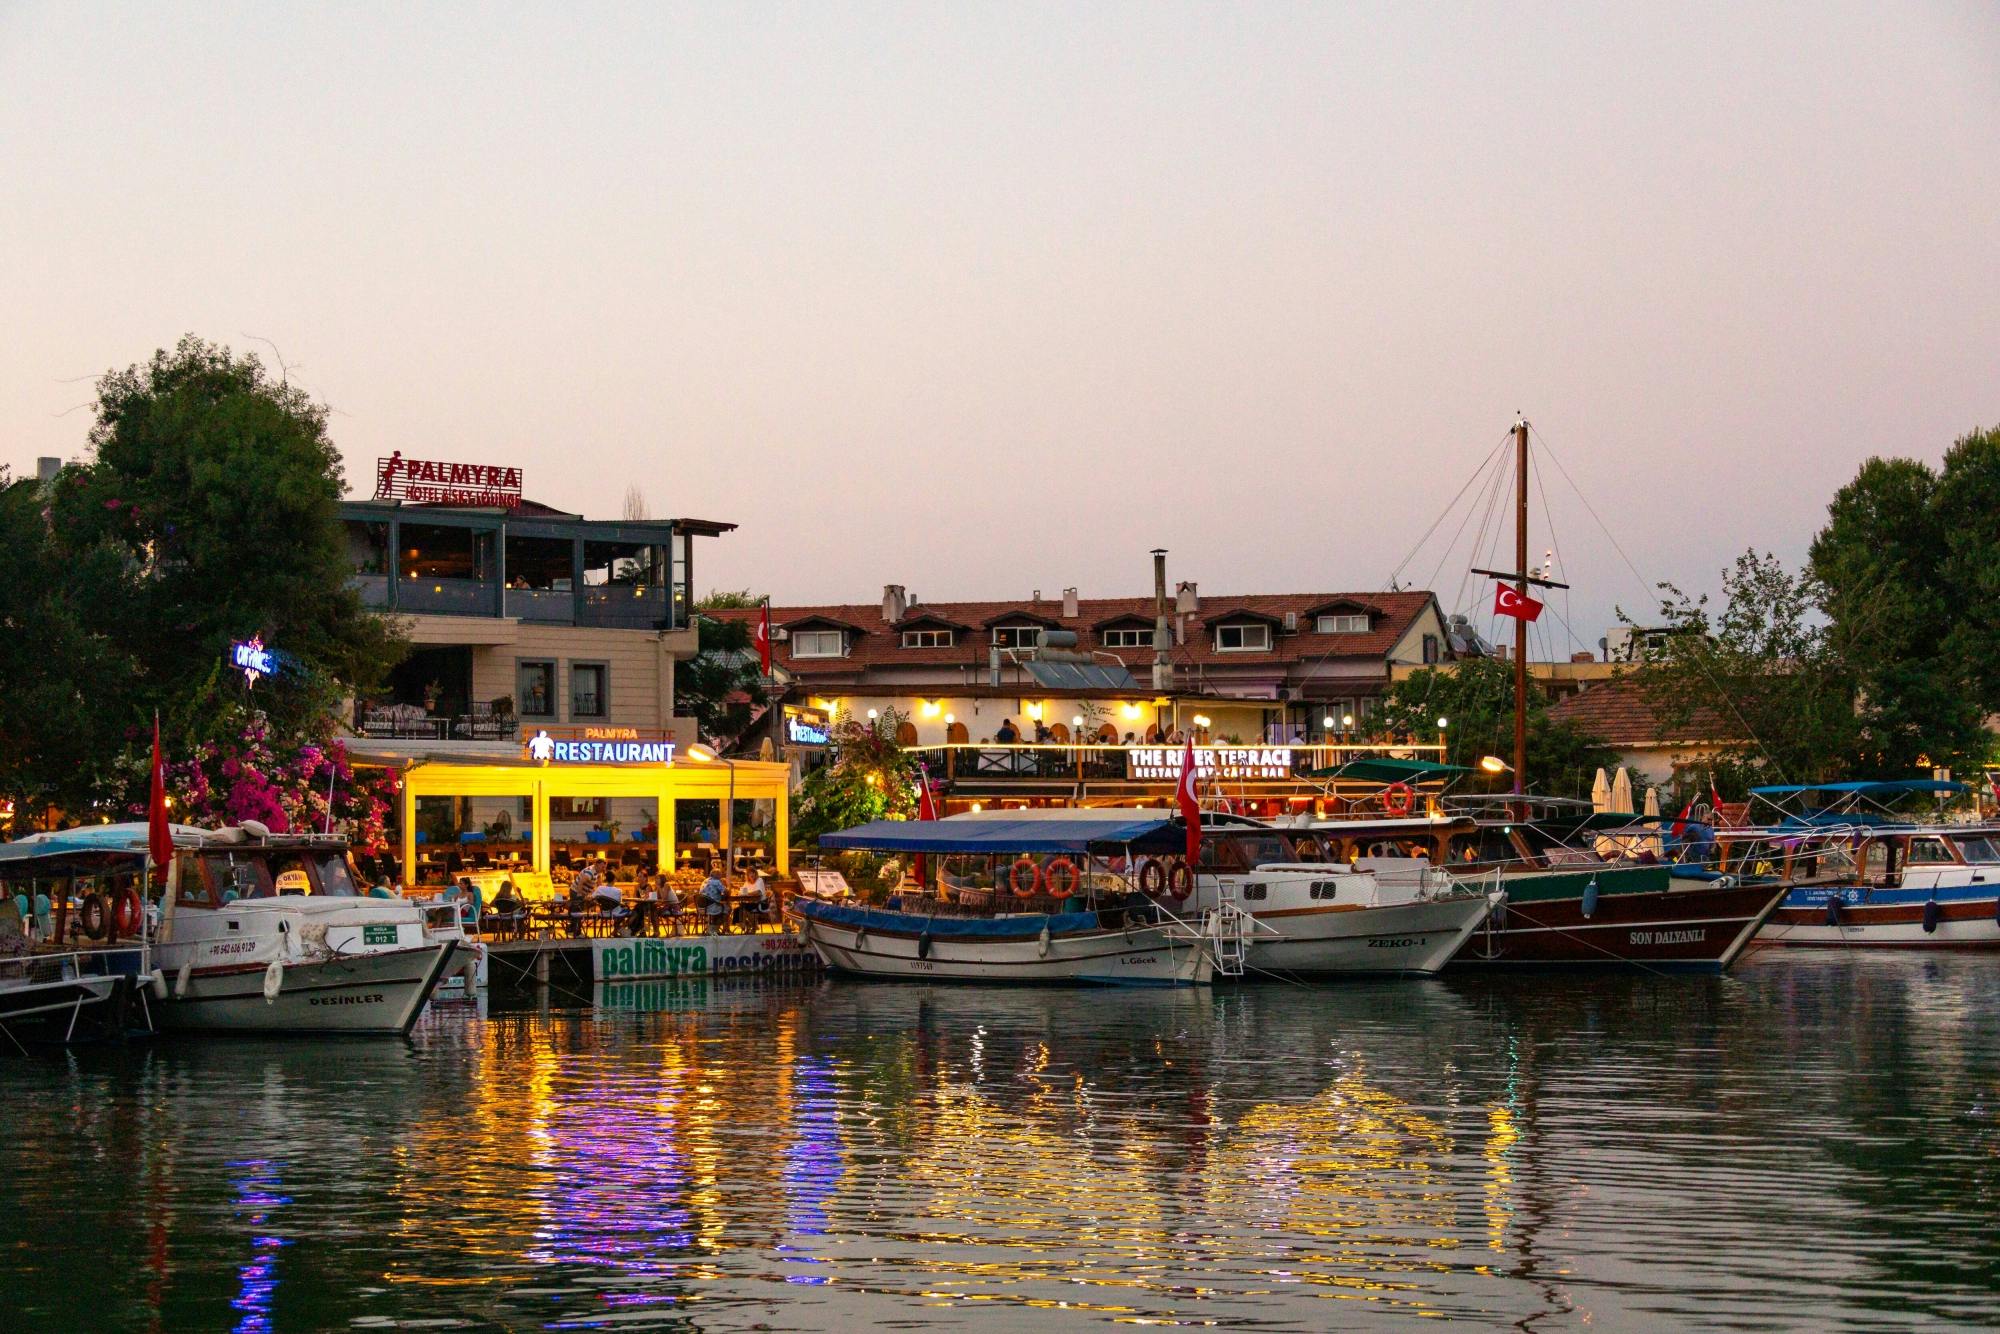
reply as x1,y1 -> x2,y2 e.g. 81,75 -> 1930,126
1168,823 -> 1496,976
2,822 -> 456,1035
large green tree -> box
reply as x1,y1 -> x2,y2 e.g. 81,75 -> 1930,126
1375,655 -> 1615,799
1810,429 -> 1997,774
1634,551 -> 1865,790
7,337 -> 404,825
677,596 -> 768,745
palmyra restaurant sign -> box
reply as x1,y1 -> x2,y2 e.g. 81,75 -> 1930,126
374,452 -> 524,508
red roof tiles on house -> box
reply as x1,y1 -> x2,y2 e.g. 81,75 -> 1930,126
1546,677 -> 1740,747
707,591 -> 1441,682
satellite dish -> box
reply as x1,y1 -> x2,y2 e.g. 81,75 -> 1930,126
239,819 -> 272,839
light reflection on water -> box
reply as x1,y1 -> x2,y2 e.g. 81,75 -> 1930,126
2,955 -> 1998,1330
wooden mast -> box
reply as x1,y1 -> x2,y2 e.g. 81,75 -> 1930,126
1513,419 -> 1530,798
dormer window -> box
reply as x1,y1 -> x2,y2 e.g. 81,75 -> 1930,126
1215,623 -> 1271,652
901,628 -> 955,649
791,629 -> 846,658
992,626 -> 1043,649
1317,613 -> 1370,634
1100,627 -> 1151,648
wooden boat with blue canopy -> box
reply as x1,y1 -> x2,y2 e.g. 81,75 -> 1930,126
793,812 -> 1219,985
1730,781 -> 2000,950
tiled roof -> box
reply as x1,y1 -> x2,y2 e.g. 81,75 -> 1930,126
707,591 -> 1440,681
1547,677 -> 1740,746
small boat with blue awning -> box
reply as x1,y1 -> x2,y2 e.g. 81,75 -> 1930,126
1732,781 -> 2000,950
793,812 -> 1218,985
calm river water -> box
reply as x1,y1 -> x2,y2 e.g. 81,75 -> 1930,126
3,955 -> 1998,1331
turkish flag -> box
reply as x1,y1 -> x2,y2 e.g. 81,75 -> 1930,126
1670,798 -> 1695,840
755,603 -> 772,676
147,716 -> 172,887
1176,736 -> 1202,865
1492,584 -> 1544,622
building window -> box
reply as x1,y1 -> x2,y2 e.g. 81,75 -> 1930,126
517,660 -> 556,717
901,629 -> 955,649
1215,623 -> 1271,652
1422,634 -> 1441,664
992,626 -> 1043,649
791,629 -> 845,658
551,797 -> 607,822
1100,628 -> 1151,648
570,662 -> 607,719
1316,613 -> 1369,634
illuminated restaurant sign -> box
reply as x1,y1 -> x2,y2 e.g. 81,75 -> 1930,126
374,451 -> 523,507
525,729 -> 677,765
1126,746 -> 1294,781
229,636 -> 277,687
783,706 -> 831,747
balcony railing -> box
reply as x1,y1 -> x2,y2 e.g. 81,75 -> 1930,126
355,703 -> 520,742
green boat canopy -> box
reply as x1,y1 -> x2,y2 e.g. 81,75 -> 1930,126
1304,757 -> 1473,783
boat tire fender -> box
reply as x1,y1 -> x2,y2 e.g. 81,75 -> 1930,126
1922,897 -> 1941,935
1009,858 -> 1042,899
1581,878 -> 1600,919
917,932 -> 932,960
1044,858 -> 1079,898
263,959 -> 284,1003
79,892 -> 109,941
1824,898 -> 1842,927
1137,858 -> 1166,897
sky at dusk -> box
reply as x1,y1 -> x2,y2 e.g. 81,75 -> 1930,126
4,2 -> 1997,655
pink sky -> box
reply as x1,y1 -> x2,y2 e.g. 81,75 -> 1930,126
4,2 -> 1997,652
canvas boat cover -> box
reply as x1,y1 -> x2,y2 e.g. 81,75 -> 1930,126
818,813 -> 1174,854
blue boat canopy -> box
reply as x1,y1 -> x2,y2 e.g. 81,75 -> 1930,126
818,814 -> 1175,854
1750,780 -> 1966,797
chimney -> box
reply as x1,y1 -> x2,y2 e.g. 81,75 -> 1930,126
36,456 -> 61,482
989,643 -> 1002,688
1062,587 -> 1078,618
1176,580 -> 1198,614
1031,588 -> 1042,605
1151,549 -> 1172,692
882,584 -> 907,623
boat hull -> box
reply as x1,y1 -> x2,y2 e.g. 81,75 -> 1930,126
1756,883 -> 2000,949
791,903 -> 1210,986
1453,868 -> 1784,971
1246,895 -> 1492,976
157,941 -> 457,1034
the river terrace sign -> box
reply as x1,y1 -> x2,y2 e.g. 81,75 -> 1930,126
374,452 -> 523,507
1126,746 -> 1295,781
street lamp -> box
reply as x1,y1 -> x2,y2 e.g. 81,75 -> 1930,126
685,743 -> 739,877
1479,755 -> 1513,774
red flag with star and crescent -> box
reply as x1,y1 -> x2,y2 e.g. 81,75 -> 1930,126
1492,583 -> 1544,622
1176,735 -> 1202,865
913,764 -> 940,885
755,602 -> 773,676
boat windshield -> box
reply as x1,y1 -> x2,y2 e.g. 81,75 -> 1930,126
313,854 -> 361,897
1951,835 -> 2000,864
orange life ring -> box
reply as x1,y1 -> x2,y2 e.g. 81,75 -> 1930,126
1167,861 -> 1195,902
1009,857 -> 1042,898
79,892 -> 109,940
1137,857 -> 1167,896
1382,782 -> 1415,817
112,887 -> 143,938
1044,858 -> 1079,897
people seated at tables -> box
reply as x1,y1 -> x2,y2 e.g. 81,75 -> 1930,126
738,867 -> 773,931
699,867 -> 728,933
995,718 -> 1019,743
489,879 -> 525,936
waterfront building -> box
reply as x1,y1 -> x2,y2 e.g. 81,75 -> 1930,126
715,582 -> 1456,813
338,481 -> 741,849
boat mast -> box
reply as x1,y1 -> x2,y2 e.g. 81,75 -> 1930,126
1513,419 -> 1529,801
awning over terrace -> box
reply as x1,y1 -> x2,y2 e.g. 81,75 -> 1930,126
819,813 -> 1175,855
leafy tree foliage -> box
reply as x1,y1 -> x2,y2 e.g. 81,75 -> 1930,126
676,613 -> 765,745
1376,656 -> 1615,799
696,588 -> 764,610
791,709 -> 919,843
1633,551 -> 1864,791
3,336 -> 403,828
1810,429 -> 1998,774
